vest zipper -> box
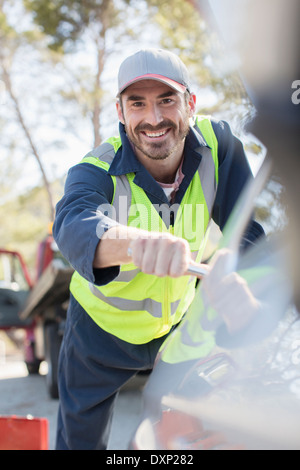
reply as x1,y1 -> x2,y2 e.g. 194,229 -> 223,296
161,210 -> 175,335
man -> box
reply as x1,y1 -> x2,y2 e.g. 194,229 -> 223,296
53,48 -> 264,449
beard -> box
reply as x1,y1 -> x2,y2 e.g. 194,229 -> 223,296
124,117 -> 190,161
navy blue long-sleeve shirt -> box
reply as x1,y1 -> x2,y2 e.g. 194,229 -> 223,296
53,119 -> 264,286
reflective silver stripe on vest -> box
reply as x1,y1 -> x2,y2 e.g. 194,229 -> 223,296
89,283 -> 181,318
89,142 -> 116,164
86,142 -> 132,223
112,174 -> 132,224
114,268 -> 141,282
196,146 -> 217,217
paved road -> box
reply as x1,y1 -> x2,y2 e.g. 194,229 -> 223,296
0,352 -> 145,450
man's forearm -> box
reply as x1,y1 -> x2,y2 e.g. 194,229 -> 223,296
93,225 -> 142,268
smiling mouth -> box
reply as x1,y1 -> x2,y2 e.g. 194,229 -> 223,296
142,129 -> 170,139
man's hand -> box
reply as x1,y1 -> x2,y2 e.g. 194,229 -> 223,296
201,249 -> 261,334
94,225 -> 207,278
128,233 -> 191,277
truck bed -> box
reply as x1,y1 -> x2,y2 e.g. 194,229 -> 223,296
20,261 -> 73,320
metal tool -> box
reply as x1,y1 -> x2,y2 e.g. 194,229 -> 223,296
187,264 -> 208,277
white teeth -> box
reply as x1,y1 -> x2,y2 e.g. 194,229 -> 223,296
145,130 -> 167,138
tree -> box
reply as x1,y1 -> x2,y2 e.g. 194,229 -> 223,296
26,0 -> 251,146
0,2 -> 55,220
24,0 -> 140,147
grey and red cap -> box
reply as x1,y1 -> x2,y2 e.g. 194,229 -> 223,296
117,48 -> 191,96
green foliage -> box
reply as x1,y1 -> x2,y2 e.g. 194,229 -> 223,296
0,8 -> 15,37
24,0 -> 124,52
24,0 -> 87,51
24,0 -> 250,117
0,182 -> 63,272
147,0 -> 209,66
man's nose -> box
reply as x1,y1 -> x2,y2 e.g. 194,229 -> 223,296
145,104 -> 164,127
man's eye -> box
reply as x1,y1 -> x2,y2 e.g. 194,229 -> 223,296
161,98 -> 173,105
132,102 -> 143,107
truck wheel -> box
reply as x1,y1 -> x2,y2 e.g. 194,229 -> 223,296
24,328 -> 41,375
26,359 -> 41,375
44,322 -> 62,399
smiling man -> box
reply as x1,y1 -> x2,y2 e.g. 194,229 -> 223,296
117,81 -> 194,171
53,48 -> 264,450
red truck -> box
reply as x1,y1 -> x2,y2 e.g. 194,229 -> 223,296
0,235 -> 73,398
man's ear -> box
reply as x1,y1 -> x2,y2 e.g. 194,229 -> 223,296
188,93 -> 196,117
116,100 -> 125,124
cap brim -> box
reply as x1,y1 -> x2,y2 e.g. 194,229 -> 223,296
118,73 -> 187,95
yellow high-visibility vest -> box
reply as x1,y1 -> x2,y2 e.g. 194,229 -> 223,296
70,116 -> 219,344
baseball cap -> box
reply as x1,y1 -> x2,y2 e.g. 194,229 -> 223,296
117,48 -> 191,96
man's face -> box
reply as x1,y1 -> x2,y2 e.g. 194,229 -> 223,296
116,80 -> 196,162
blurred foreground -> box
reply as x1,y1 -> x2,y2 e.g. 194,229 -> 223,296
130,0 -> 300,451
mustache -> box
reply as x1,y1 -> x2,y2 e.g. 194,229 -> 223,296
135,120 -> 176,133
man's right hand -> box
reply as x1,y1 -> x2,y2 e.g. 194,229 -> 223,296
94,225 -> 206,279
128,232 -> 191,278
